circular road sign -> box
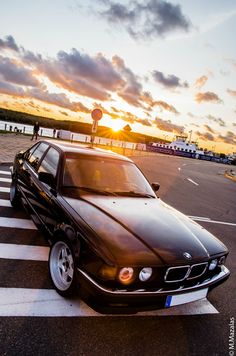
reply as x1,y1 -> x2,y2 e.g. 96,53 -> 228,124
91,108 -> 103,121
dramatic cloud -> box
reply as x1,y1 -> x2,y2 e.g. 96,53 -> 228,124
100,0 -> 192,40
203,124 -> 216,134
0,80 -> 25,97
195,91 -> 223,104
0,56 -> 40,87
206,114 -> 226,127
154,100 -> 179,114
218,131 -> 236,145
194,75 -> 208,89
0,35 -> 19,52
154,117 -> 184,134
227,89 -> 236,97
152,70 -> 189,89
195,131 -> 215,141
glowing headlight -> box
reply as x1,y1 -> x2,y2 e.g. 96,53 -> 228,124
139,267 -> 153,282
118,267 -> 134,284
209,259 -> 218,270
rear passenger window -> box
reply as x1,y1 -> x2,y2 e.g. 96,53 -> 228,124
27,143 -> 49,169
38,147 -> 60,178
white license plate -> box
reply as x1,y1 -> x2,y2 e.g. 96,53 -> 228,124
165,288 -> 208,308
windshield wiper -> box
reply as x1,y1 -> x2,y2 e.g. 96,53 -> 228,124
114,191 -> 155,198
63,186 -> 118,196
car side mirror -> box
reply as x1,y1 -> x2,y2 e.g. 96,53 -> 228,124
38,171 -> 55,188
152,182 -> 160,192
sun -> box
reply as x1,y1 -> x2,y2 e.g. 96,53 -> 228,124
108,119 -> 124,132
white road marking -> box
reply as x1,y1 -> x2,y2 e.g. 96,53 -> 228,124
178,167 -> 181,171
0,170 -> 11,175
0,217 -> 37,229
0,288 -> 218,317
0,177 -> 11,183
0,243 -> 48,261
189,216 -> 236,226
187,178 -> 199,186
0,187 -> 10,193
0,199 -> 12,207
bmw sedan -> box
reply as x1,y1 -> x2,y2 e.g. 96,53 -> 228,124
10,140 -> 230,313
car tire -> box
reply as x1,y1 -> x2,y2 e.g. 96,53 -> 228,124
10,178 -> 21,207
49,237 -> 79,297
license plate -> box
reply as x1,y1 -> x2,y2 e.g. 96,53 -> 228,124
165,288 -> 208,308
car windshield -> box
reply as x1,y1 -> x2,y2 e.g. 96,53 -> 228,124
62,154 -> 155,197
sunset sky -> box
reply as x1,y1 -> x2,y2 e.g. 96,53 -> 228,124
0,0 -> 236,153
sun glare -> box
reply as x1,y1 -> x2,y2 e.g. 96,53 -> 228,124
109,119 -> 124,132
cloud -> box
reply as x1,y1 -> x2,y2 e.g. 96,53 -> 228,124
154,117 -> 184,134
0,56 -> 40,87
195,131 -> 215,141
154,100 -> 179,114
0,80 -> 25,97
206,114 -> 226,127
194,75 -> 208,89
203,124 -> 216,134
100,0 -> 192,40
28,88 -> 91,113
227,89 -> 236,98
0,35 -> 19,52
195,91 -> 223,104
152,70 -> 189,89
218,131 -> 236,145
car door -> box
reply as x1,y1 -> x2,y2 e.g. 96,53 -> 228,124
36,146 -> 61,235
18,142 -> 50,224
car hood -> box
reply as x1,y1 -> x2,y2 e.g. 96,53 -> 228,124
63,195 -> 227,266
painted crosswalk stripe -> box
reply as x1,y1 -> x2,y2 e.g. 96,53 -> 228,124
0,288 -> 218,317
0,187 -> 10,193
189,216 -> 236,227
0,170 -> 11,175
0,217 -> 37,229
0,243 -> 49,261
0,199 -> 12,207
0,177 -> 11,183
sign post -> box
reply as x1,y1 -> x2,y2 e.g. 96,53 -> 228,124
91,109 -> 103,147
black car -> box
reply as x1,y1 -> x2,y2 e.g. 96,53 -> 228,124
10,140 -> 230,313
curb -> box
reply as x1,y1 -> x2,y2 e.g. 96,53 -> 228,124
0,161 -> 13,166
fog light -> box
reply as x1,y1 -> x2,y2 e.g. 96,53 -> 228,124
209,259 -> 218,270
139,267 -> 153,282
118,267 -> 134,284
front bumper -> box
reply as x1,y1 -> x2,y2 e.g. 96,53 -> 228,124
77,266 -> 230,314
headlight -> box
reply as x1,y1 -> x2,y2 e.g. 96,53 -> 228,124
139,267 -> 153,282
118,267 -> 134,285
218,256 -> 226,265
209,259 -> 218,270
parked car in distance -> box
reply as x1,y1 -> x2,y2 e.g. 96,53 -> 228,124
10,140 -> 230,313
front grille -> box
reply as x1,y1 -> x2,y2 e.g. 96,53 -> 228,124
165,266 -> 190,282
165,263 -> 208,283
187,263 -> 208,280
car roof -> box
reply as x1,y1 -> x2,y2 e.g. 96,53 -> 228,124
38,139 -> 133,162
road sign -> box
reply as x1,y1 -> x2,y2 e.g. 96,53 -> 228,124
91,108 -> 103,121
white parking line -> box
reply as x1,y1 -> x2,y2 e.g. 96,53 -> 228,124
0,170 -> 11,175
0,199 -> 12,207
0,243 -> 48,261
0,217 -> 37,229
187,178 -> 199,186
0,288 -> 218,317
0,187 -> 10,193
0,177 -> 11,183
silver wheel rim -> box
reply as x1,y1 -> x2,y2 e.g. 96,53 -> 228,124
50,241 -> 74,291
